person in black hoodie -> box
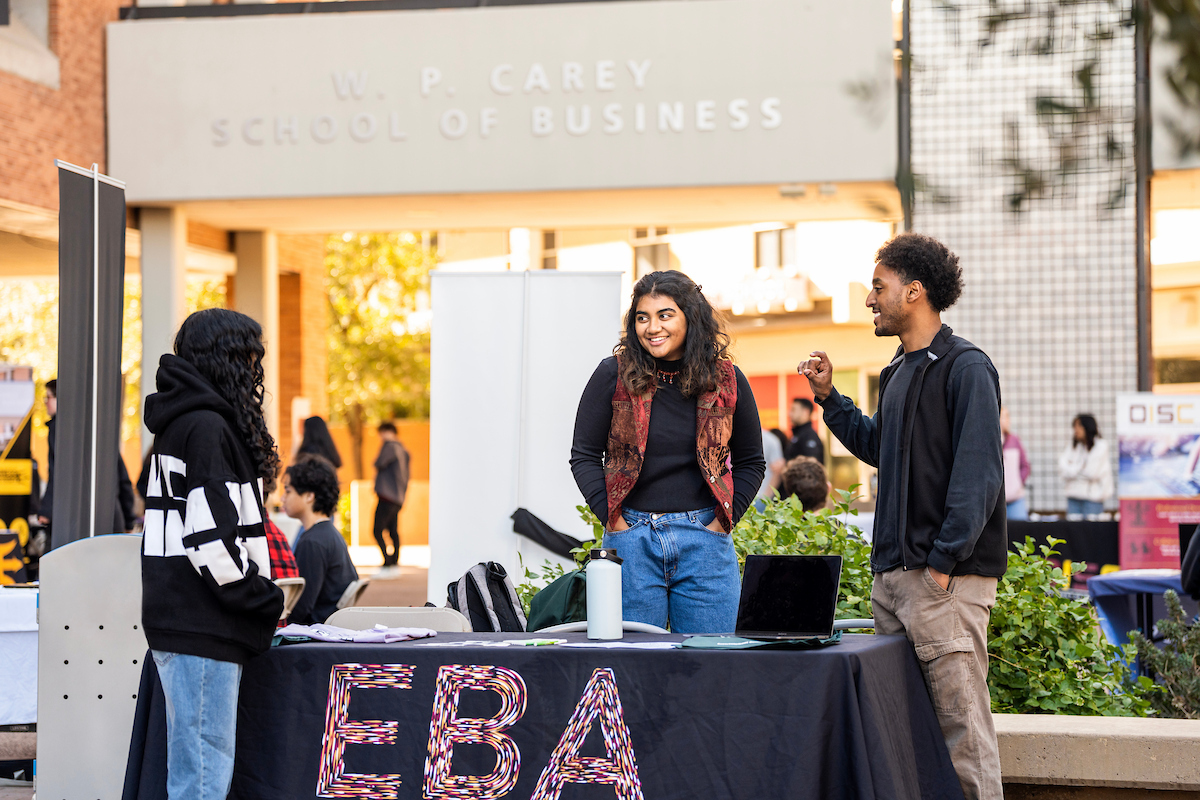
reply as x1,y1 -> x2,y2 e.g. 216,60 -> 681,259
141,308 -> 284,800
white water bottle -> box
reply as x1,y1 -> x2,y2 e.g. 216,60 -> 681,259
586,548 -> 623,640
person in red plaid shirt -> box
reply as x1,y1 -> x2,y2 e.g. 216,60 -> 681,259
263,517 -> 299,580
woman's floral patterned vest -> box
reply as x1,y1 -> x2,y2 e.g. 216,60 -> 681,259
604,355 -> 738,532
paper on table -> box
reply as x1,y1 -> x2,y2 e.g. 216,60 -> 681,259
559,641 -> 679,650
414,640 -> 516,647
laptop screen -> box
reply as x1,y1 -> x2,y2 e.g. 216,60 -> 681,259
736,555 -> 842,639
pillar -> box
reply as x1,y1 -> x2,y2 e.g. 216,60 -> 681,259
234,231 -> 281,442
139,206 -> 188,455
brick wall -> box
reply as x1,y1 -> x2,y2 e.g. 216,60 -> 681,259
187,220 -> 232,252
0,0 -> 123,211
278,272 -> 302,460
276,234 -> 329,463
298,237 -> 329,421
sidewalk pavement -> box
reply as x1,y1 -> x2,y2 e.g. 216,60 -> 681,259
356,566 -> 429,607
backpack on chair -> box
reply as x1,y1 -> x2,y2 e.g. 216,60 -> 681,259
446,562 -> 528,632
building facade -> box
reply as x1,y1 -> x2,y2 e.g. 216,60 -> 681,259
1,0 -> 1199,520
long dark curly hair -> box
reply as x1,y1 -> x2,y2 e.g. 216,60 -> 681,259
298,416 -> 342,469
174,308 -> 281,493
614,271 -> 730,398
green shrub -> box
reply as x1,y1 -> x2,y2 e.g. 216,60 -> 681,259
515,505 -> 602,617
735,492 -> 1154,716
734,489 -> 873,620
1129,590 -> 1200,719
988,538 -> 1151,715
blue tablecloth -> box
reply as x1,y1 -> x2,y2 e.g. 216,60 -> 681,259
1087,570 -> 1192,645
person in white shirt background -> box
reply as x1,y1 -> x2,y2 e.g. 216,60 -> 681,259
1059,413 -> 1114,519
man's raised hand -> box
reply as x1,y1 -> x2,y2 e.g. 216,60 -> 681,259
799,351 -> 833,402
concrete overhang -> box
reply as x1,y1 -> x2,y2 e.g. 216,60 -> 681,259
144,181 -> 902,234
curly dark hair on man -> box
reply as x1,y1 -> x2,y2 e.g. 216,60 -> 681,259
614,270 -> 730,398
875,232 -> 964,313
286,456 -> 340,516
174,308 -> 281,494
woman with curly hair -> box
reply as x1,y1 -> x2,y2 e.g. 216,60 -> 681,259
570,271 -> 765,633
141,308 -> 284,800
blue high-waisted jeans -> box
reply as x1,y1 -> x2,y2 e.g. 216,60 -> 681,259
602,507 -> 741,634
152,650 -> 243,800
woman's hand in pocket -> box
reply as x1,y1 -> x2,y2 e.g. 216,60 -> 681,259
608,516 -> 631,534
705,517 -> 727,534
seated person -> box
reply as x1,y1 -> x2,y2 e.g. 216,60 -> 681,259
780,456 -> 832,512
282,457 -> 359,625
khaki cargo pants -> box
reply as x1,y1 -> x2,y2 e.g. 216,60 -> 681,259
872,568 -> 1002,800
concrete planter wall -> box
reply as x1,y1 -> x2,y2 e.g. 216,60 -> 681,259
996,714 -> 1200,798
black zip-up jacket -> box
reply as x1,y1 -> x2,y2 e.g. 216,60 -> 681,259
141,355 -> 284,664
819,326 -> 1007,577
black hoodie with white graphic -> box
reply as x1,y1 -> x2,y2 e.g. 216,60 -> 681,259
141,354 -> 284,664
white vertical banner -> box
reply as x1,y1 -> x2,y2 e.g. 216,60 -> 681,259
429,271 -> 622,605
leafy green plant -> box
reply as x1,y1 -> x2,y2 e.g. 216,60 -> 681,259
568,505 -> 605,569
735,492 -> 1153,715
326,232 -> 435,478
733,488 -> 873,621
989,537 -> 1152,716
1129,590 -> 1200,719
514,558 -> 567,618
514,505 -> 603,616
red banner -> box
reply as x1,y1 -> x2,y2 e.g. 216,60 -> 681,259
1119,498 -> 1200,569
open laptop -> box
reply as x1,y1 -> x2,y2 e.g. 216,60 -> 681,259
735,555 -> 843,640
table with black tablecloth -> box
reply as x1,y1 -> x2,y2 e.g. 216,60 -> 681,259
122,632 -> 963,800
1007,520 -> 1119,572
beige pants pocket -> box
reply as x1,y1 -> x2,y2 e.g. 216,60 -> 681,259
914,635 -> 976,713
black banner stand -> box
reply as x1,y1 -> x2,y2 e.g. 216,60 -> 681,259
53,161 -> 126,547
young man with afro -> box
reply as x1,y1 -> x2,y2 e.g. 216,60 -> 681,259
799,232 -> 1005,799
282,457 -> 359,624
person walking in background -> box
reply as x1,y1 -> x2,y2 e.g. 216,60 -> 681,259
1001,406 -> 1032,520
785,397 -> 824,464
297,416 -> 343,470
570,270 -> 765,634
373,422 -> 409,576
141,308 -> 284,800
282,457 -> 357,625
1059,413 -> 1113,519
800,233 -> 1005,799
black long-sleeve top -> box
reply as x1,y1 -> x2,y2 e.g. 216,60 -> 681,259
291,519 -> 359,625
819,348 -> 1002,574
570,356 -> 766,528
